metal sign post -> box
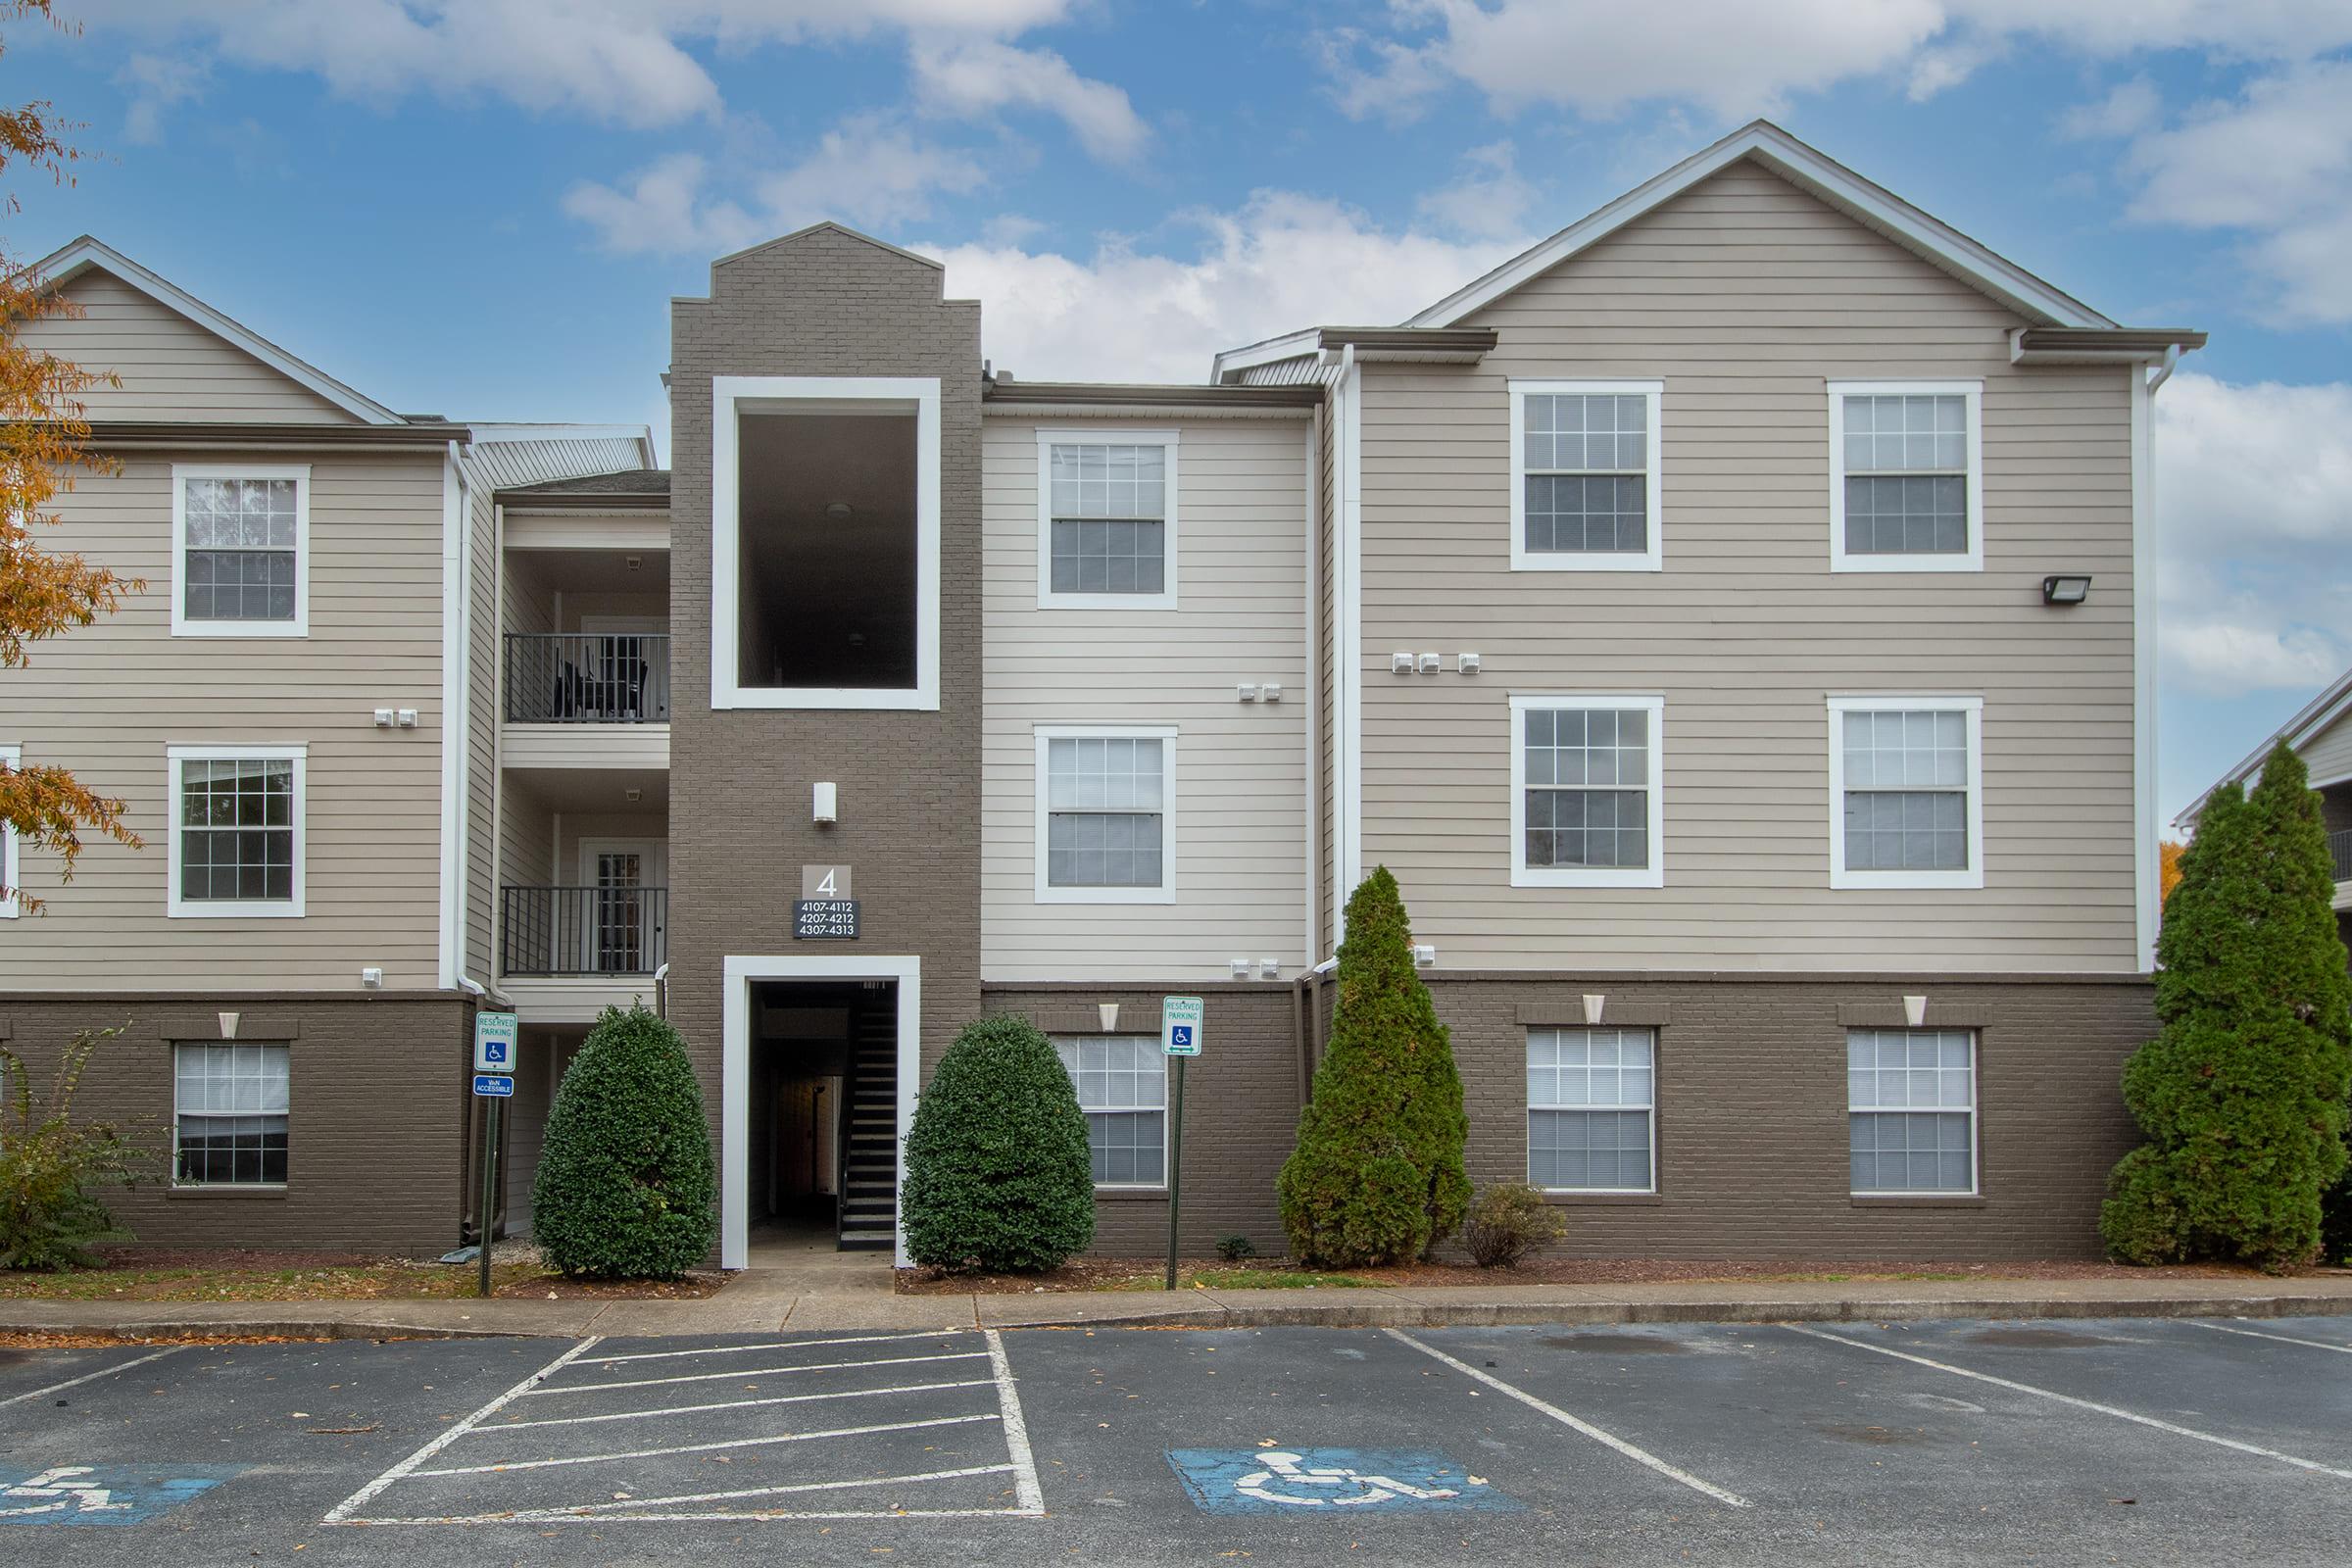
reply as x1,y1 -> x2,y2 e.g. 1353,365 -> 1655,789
1160,997 -> 1203,1291
472,1012 -> 520,1298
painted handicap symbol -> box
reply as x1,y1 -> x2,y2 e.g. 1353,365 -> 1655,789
1165,1447 -> 1519,1515
0,1464 -> 241,1526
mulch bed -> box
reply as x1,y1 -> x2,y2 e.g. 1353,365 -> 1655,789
4,1246 -> 724,1302
900,1255 -> 2299,1294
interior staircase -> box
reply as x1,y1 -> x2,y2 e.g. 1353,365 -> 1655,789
838,1000 -> 900,1251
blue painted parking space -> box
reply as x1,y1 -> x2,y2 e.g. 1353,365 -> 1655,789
1164,1447 -> 1517,1514
0,1464 -> 242,1526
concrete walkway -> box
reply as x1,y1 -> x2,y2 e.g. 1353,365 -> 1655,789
5,1266 -> 2352,1342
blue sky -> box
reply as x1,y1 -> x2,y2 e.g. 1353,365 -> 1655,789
12,2 -> 2352,826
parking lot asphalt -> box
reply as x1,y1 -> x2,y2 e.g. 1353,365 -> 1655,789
3,1314 -> 2349,1565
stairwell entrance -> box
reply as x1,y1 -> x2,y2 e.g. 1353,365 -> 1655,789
721,956 -> 920,1270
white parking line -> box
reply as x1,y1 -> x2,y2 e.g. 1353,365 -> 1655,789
2187,1320 -> 2352,1356
1381,1328 -> 1751,1508
500,1377 -> 997,1430
519,1349 -> 988,1396
0,1347 -> 184,1410
587,1330 -> 970,1366
497,1463 -> 1017,1521
984,1328 -> 1047,1515
321,1336 -> 604,1525
412,1411 -> 1004,1477
1785,1325 -> 2352,1481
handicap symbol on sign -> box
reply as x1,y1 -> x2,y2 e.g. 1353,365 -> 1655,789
0,1465 -> 241,1527
1170,1026 -> 1193,1048
1165,1448 -> 1518,1515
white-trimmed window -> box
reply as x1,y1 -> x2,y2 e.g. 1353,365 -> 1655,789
1510,695 -> 1664,888
172,466 -> 310,635
174,1042 -> 290,1186
1828,698 -> 1984,890
1828,382 -> 1983,571
1528,1027 -> 1655,1193
1036,430 -> 1178,610
167,744 -> 306,917
0,743 -> 19,918
1848,1028 -> 1977,1195
1509,380 -> 1663,571
1035,726 -> 1176,903
1053,1035 -> 1167,1187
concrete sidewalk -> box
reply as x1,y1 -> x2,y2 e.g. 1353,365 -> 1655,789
6,1268 -> 2351,1342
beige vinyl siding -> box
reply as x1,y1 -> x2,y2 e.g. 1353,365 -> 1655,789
1354,159 -> 2138,972
1316,400 -> 1340,958
981,417 -> 1310,981
21,271 -> 358,423
2299,709 -> 2352,785
0,454 -> 447,988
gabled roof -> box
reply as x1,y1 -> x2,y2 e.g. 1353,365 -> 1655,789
1211,119 -> 2195,384
708,220 -> 942,275
24,235 -> 408,425
2176,663 -> 2352,829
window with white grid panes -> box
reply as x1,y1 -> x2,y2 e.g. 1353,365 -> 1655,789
1835,705 -> 1975,881
1042,733 -> 1171,895
1053,1035 -> 1167,1186
176,470 -> 307,630
174,1042 -> 290,1186
1514,698 -> 1663,886
1511,382 -> 1663,570
1039,435 -> 1176,607
1527,1027 -> 1655,1192
1829,383 -> 1981,570
176,755 -> 298,905
1847,1029 -> 1976,1194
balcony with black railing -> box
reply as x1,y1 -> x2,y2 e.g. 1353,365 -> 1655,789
2330,828 -> 2351,884
500,885 -> 668,977
505,632 -> 670,723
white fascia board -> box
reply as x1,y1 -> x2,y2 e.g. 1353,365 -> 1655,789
1405,122 -> 2115,333
2175,664 -> 2352,830
26,236 -> 406,424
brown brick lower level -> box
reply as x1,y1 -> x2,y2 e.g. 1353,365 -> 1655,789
986,971 -> 2158,1264
0,992 -> 478,1256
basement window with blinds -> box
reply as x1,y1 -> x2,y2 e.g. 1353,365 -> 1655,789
1054,1035 -> 1167,1187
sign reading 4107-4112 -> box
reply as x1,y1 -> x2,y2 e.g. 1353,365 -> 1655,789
794,863 -> 858,940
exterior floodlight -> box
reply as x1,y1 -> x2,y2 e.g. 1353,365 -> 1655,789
2041,574 -> 2092,606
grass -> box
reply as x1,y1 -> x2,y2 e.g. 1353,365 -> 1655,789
0,1261 -> 554,1302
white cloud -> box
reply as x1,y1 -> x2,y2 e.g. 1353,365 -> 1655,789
1414,141 -> 1538,239
78,0 -> 1094,132
1321,0 -> 2352,121
2156,371 -> 2352,695
117,52 -> 211,144
931,190 -> 1530,383
566,120 -> 989,256
2058,77 -> 2160,140
907,37 -> 1148,163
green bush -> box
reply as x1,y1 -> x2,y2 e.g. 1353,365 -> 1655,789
1277,867 -> 1471,1267
1215,1233 -> 1256,1262
902,1015 -> 1095,1272
532,1004 -> 716,1279
1,1025 -> 158,1271
2100,742 -> 2352,1269
1462,1183 -> 1567,1268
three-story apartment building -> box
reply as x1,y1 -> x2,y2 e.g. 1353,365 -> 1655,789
2,122 -> 2201,1265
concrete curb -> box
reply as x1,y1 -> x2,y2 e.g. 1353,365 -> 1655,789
8,1289 -> 2350,1342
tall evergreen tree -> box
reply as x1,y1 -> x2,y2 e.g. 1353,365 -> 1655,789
2101,741 -> 2352,1268
1276,867 -> 1470,1267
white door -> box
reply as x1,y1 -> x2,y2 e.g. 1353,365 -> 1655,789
578,838 -> 667,974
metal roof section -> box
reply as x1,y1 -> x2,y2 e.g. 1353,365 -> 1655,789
2175,663 -> 2352,829
23,234 -> 409,425
984,372 -> 1323,415
1211,325 -> 1495,384
1209,120 -> 2203,383
496,466 -> 673,507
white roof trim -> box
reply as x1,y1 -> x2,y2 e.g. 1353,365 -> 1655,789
25,235 -> 405,425
1408,120 -> 2114,332
1210,327 -> 1321,384
2175,663 -> 2352,829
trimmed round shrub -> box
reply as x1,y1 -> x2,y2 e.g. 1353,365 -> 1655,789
1277,867 -> 1470,1268
1462,1183 -> 1567,1269
903,1015 -> 1095,1272
532,1004 -> 716,1279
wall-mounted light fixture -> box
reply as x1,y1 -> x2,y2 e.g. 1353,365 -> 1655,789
812,782 -> 838,824
2041,574 -> 2092,606
824,501 -> 854,520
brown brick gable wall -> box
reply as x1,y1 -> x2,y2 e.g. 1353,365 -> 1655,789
663,228 -> 988,1172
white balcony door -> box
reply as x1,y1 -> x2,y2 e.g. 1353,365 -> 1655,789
579,838 -> 666,974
